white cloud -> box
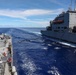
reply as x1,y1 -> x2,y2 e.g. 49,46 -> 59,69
0,8 -> 64,27
0,9 -> 64,19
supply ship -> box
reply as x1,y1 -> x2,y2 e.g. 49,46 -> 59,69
0,34 -> 17,75
41,4 -> 76,46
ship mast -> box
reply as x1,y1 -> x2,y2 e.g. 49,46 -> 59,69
74,0 -> 76,11
68,0 -> 72,11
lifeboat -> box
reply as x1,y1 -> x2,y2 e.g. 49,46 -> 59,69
53,20 -> 64,24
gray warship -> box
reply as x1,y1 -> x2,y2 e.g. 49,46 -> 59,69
41,5 -> 76,46
0,34 -> 17,75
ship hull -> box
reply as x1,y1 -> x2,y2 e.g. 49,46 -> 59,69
41,30 -> 76,44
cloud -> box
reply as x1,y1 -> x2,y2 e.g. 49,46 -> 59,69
0,9 -> 64,19
0,8 -> 64,27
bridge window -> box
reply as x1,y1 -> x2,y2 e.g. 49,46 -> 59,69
64,27 -> 67,29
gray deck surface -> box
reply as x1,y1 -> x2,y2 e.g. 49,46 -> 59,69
4,63 -> 11,75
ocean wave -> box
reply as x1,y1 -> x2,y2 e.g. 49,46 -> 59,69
19,52 -> 37,75
47,66 -> 61,75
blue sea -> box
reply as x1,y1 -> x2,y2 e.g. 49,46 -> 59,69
0,28 -> 76,75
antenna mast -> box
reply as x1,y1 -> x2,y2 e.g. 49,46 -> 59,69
74,0 -> 76,11
69,0 -> 72,11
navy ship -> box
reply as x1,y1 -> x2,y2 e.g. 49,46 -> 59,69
41,2 -> 76,46
0,34 -> 17,75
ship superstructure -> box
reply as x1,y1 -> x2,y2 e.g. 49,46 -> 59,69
47,10 -> 76,33
0,34 -> 17,75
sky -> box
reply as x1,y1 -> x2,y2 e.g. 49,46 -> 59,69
0,0 -> 74,27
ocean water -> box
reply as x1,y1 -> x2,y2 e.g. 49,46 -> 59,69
0,28 -> 76,75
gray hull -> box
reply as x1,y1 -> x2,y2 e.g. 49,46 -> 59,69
41,30 -> 76,44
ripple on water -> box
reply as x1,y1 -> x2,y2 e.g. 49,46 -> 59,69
42,47 -> 48,50
54,47 -> 61,50
19,52 -> 37,75
48,44 -> 52,46
47,66 -> 61,75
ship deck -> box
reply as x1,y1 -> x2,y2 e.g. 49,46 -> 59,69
4,63 -> 11,75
